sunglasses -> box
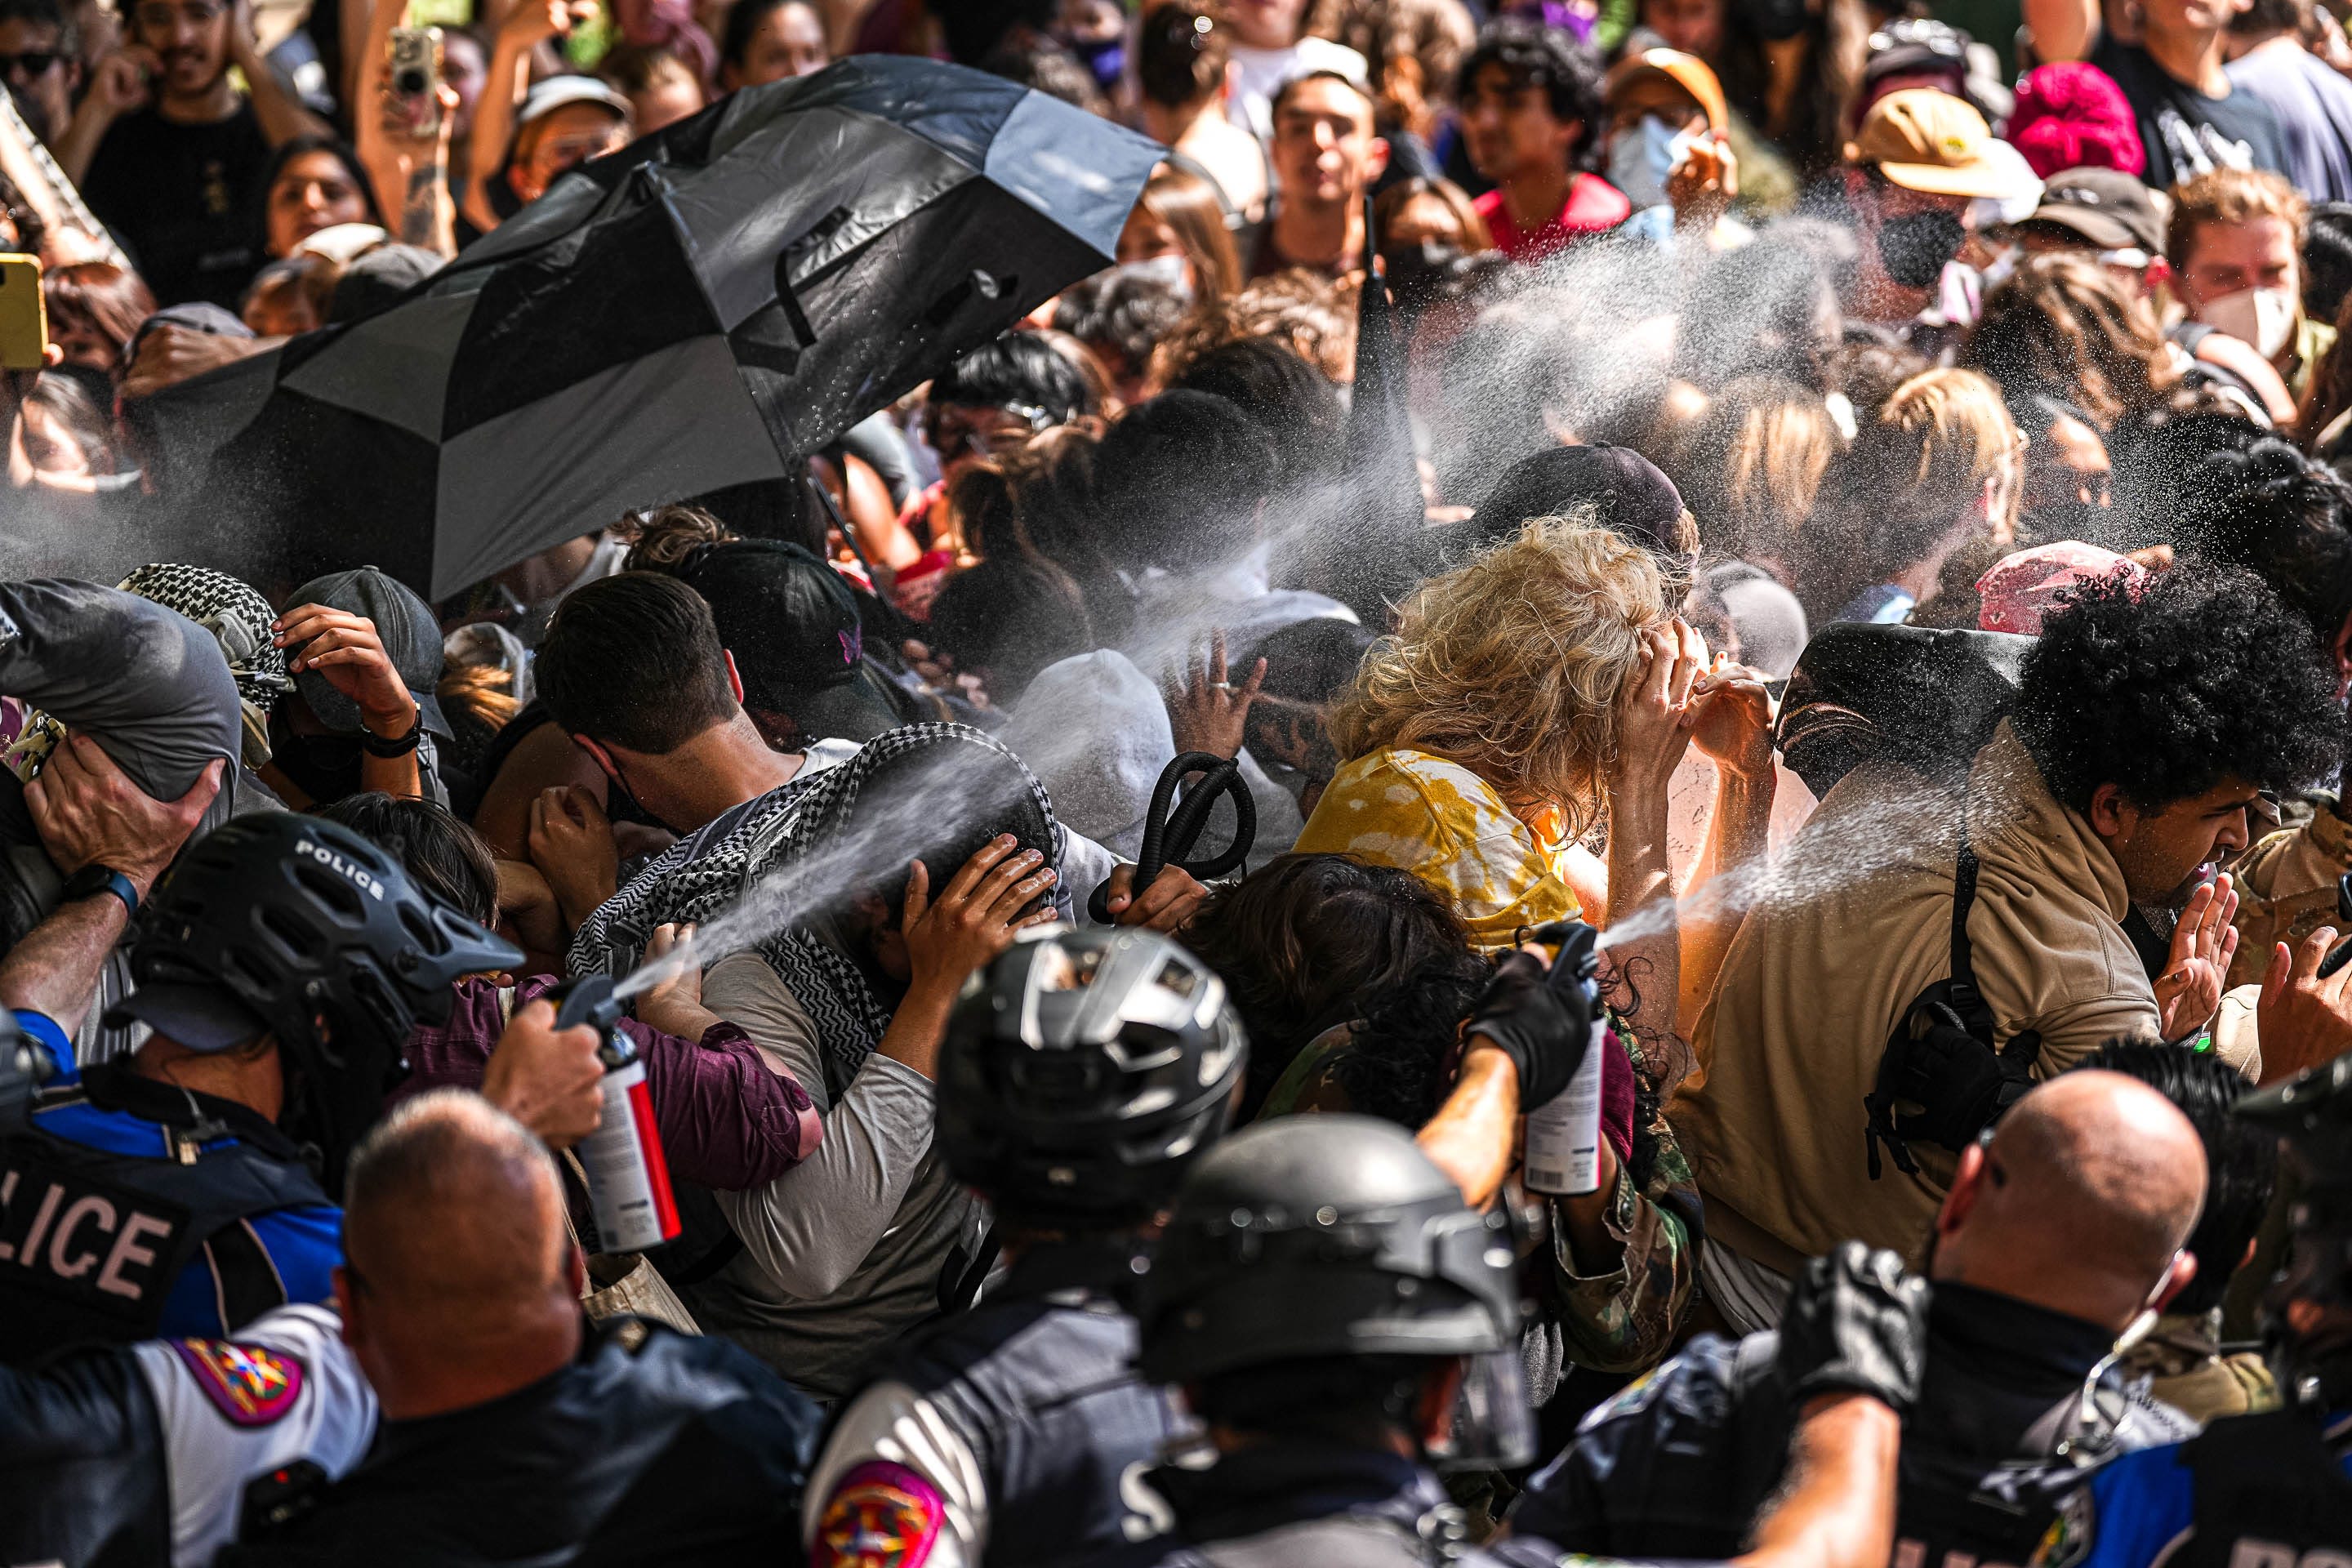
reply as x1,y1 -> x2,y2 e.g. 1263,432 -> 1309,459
0,50 -> 59,77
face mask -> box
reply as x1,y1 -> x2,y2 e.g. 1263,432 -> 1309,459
2199,285 -> 2300,360
1876,208 -> 1967,292
1606,115 -> 1682,212
1114,254 -> 1194,301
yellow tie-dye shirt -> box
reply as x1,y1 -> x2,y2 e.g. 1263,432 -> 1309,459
1293,747 -> 1580,951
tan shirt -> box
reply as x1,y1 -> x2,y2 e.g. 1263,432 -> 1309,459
1668,722 -> 2161,1268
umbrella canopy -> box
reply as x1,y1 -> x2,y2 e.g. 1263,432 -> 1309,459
137,57 -> 1161,599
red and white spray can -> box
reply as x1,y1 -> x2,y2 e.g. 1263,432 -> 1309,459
555,975 -> 681,1253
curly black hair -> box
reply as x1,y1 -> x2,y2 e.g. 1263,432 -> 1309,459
2016,563 -> 2347,814
1456,18 -> 1607,170
2178,437 -> 2352,650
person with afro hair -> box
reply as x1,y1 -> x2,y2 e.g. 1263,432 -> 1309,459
2167,439 -> 2352,992
1671,562 -> 2345,1316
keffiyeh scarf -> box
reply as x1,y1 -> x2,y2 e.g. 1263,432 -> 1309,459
118,563 -> 293,771
568,724 -> 1064,1098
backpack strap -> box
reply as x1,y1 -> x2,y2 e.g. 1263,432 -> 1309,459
1864,821 -> 2042,1181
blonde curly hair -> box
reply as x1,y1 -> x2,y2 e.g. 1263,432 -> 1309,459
1330,514 -> 1679,837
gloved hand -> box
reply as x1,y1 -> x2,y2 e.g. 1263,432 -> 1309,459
1465,950 -> 1595,1107
1774,1241 -> 1931,1414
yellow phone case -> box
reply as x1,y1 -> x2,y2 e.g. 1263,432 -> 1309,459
0,252 -> 48,372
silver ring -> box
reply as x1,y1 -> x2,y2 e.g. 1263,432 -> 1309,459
1211,681 -> 1234,693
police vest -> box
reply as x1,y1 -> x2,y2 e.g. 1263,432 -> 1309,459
881,1242 -> 1187,1563
0,1079 -> 331,1364
2163,1410 -> 2352,1566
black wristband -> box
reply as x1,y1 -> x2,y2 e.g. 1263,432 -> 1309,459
359,711 -> 422,757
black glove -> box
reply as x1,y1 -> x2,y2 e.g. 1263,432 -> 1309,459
1773,1241 -> 1930,1414
1466,951 -> 1594,1107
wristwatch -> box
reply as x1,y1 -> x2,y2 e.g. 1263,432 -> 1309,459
360,708 -> 423,758
60,863 -> 138,920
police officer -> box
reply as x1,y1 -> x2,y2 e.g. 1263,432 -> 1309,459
2033,1054 -> 2352,1568
223,1090 -> 824,1566
0,1009 -> 379,1568
803,928 -> 1249,1568
1080,1113 -> 1931,1568
1511,1070 -> 2209,1567
0,811 -> 528,1360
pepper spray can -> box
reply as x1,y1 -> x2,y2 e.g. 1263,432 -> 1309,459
1519,920 -> 1606,1198
553,974 -> 680,1252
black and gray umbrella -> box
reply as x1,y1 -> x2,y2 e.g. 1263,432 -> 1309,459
136,56 -> 1161,599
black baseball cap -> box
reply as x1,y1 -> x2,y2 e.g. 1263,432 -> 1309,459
283,566 -> 452,740
2020,166 -> 2164,256
1475,444 -> 1693,557
672,541 -> 908,745
1863,16 -> 1971,85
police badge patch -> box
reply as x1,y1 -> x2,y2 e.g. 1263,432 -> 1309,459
815,1460 -> 947,1567
2030,1485 -> 2095,1568
172,1338 -> 305,1428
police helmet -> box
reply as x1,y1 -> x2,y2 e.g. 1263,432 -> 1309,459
2238,1057 -> 2352,1412
107,813 -> 520,1183
1138,1114 -> 1521,1382
939,928 -> 1245,1227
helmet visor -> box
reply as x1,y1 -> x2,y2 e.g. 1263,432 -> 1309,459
1429,1347 -> 1537,1472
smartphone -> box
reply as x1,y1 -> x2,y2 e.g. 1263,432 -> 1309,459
387,26 -> 443,136
0,253 -> 46,372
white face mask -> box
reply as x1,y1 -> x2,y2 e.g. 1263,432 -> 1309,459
2199,284 -> 2299,360
1606,115 -> 1684,212
1113,253 -> 1195,301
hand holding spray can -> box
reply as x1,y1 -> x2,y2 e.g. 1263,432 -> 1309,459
551,973 -> 681,1253
1517,920 -> 1607,1198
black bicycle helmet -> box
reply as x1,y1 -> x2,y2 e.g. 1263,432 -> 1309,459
1137,1115 -> 1521,1385
938,928 -> 1245,1227
107,813 -> 520,1184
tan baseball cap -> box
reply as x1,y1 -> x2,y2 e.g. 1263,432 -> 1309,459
1844,87 -> 2042,201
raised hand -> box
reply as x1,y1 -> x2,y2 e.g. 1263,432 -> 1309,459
274,604 -> 418,737
1685,660 -> 1775,780
901,835 -> 1058,997
25,736 -> 222,896
2155,872 -> 2238,1041
2258,921 -> 2352,1084
527,784 -> 620,931
1610,617 -> 1708,800
1165,630 -> 1266,762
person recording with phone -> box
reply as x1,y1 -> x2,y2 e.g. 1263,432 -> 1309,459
461,0 -> 627,238
59,0 -> 332,308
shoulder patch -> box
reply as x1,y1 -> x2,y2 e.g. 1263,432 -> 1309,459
172,1337 -> 305,1428
814,1459 -> 946,1568
2030,1484 -> 2095,1568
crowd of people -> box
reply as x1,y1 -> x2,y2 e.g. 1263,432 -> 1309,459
11,0 -> 2352,1561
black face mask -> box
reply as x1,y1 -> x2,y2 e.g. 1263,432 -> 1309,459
1876,209 -> 1967,291
265,706 -> 363,805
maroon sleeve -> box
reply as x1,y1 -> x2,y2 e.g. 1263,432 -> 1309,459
623,1013 -> 824,1191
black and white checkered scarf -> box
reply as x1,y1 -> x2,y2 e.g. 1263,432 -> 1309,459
118,563 -> 294,771
568,724 -> 1063,1096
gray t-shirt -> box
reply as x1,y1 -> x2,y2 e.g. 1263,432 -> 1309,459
688,947 -> 990,1401
2227,39 -> 2352,204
